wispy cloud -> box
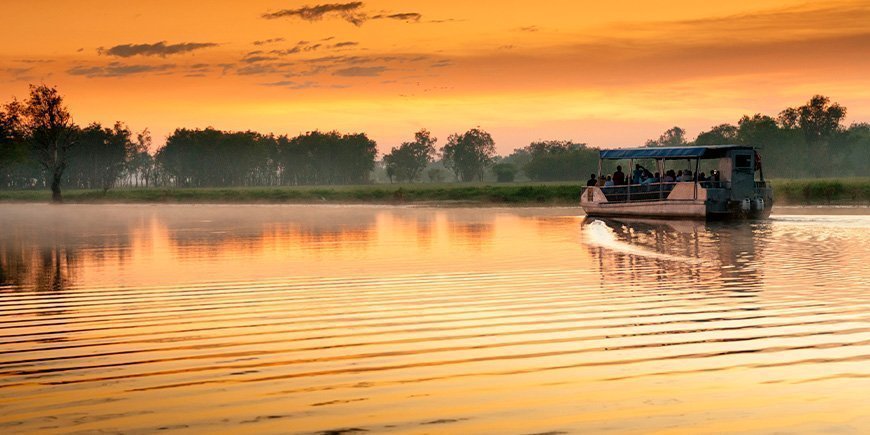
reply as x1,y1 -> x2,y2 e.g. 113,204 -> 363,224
253,37 -> 286,46
372,12 -> 422,22
262,2 -> 366,26
98,41 -> 218,57
68,63 -> 175,78
333,66 -> 386,77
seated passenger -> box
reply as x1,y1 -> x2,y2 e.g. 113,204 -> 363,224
587,173 -> 597,187
604,175 -> 614,187
612,166 -> 626,185
712,170 -> 721,182
653,172 -> 661,183
640,169 -> 654,185
681,170 -> 693,182
597,175 -> 607,186
632,164 -> 644,184
664,170 -> 675,183
676,170 -> 683,181
698,172 -> 707,182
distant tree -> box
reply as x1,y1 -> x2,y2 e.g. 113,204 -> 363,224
66,122 -> 133,192
441,127 -> 495,181
16,85 -> 78,202
519,140 -> 597,181
491,162 -> 517,182
0,101 -> 26,173
695,124 -> 739,145
127,129 -> 155,187
383,129 -> 437,182
645,126 -> 687,147
427,167 -> 447,182
778,95 -> 846,142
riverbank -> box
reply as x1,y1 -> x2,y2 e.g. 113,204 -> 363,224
1,178 -> 868,205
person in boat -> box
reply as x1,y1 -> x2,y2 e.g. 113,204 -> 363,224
632,164 -> 641,184
681,170 -> 693,182
653,172 -> 661,183
640,169 -> 654,185
612,165 -> 626,185
676,170 -> 683,181
664,170 -> 675,183
597,175 -> 607,186
604,175 -> 614,187
587,173 -> 598,187
698,172 -> 707,182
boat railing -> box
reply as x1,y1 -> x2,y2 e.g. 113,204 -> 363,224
599,182 -> 680,203
700,180 -> 730,189
754,181 -> 769,188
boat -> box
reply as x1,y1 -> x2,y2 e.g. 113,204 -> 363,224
580,145 -> 773,220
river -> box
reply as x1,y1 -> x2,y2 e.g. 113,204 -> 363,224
1,204 -> 868,433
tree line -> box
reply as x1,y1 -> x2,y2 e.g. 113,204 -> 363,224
2,85 -> 868,202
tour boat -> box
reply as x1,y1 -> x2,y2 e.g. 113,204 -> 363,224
581,145 -> 773,220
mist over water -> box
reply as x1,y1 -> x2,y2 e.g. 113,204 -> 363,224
1,204 -> 869,433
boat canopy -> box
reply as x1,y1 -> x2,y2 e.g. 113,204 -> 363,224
599,145 -> 754,160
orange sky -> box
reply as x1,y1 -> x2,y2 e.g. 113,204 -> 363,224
2,0 -> 869,153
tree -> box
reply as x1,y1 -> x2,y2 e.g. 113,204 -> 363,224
778,95 -> 846,142
441,127 -> 496,181
0,101 -> 26,173
645,126 -> 687,147
491,162 -> 517,182
518,140 -> 598,181
383,129 -> 437,182
18,85 -> 78,202
695,124 -> 738,145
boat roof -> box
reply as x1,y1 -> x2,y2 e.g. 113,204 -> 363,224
599,144 -> 754,160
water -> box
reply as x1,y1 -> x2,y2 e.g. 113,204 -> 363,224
1,204 -> 868,433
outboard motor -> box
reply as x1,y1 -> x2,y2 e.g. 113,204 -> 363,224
752,197 -> 764,212
741,198 -> 751,213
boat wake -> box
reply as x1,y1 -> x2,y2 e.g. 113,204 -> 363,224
583,220 -> 705,265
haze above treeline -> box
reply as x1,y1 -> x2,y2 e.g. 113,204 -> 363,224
1,85 -> 868,201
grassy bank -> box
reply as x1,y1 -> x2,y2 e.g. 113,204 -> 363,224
0,179 -> 867,205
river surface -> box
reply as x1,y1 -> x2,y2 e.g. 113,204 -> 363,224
0,204 -> 868,434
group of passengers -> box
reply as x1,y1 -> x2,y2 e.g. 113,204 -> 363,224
587,164 -> 721,187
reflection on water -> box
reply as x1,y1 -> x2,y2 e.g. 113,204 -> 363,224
1,204 -> 869,433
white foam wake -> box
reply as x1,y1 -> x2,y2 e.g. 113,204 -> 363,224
583,220 -> 704,265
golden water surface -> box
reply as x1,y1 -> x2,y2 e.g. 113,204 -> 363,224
1,204 -> 868,434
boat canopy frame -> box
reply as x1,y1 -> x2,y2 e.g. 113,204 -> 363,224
598,144 -> 754,160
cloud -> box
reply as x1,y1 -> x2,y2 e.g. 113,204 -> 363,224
333,66 -> 386,77
253,37 -> 285,46
67,63 -> 175,78
242,56 -> 279,63
99,41 -> 218,57
262,2 -> 366,26
372,12 -> 422,22
517,25 -> 539,32
332,41 -> 358,48
259,80 -> 320,89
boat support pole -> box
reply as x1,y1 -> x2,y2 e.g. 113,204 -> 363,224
693,158 -> 699,200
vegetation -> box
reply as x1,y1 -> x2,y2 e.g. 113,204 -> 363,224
383,129 -> 436,182
1,85 -> 868,206
0,179 -> 866,205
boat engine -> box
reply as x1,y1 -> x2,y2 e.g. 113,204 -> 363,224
752,197 -> 765,212
741,198 -> 751,213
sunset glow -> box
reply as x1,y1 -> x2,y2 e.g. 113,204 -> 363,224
3,0 -> 870,152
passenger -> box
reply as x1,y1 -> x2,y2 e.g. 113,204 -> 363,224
712,169 -> 721,182
641,169 -> 654,185
612,165 -> 626,185
632,164 -> 644,184
597,175 -> 607,186
664,170 -> 675,183
698,172 -> 707,182
682,170 -> 693,182
676,170 -> 683,181
587,173 -> 598,187
604,175 -> 614,187
653,172 -> 661,183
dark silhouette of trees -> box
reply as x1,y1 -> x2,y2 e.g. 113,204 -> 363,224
383,129 -> 437,182
518,141 -> 599,181
15,86 -> 78,201
695,124 -> 738,145
491,162 -> 517,182
65,122 -> 134,192
441,127 -> 495,181
645,126 -> 687,147
778,95 -> 846,143
276,131 -> 377,185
